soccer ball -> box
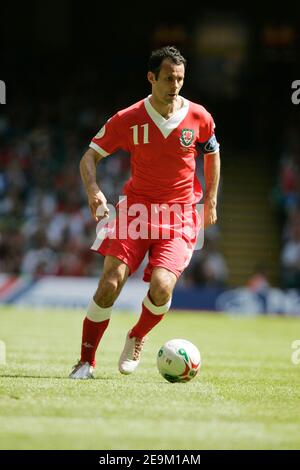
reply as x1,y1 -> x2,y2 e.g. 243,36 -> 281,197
157,339 -> 201,383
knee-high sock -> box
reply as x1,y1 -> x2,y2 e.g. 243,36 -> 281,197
80,299 -> 112,366
130,292 -> 171,339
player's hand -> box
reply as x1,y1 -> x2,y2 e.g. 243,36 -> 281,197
87,188 -> 109,222
204,197 -> 217,227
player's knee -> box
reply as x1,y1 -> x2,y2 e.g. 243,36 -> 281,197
95,277 -> 120,307
150,269 -> 176,306
150,283 -> 173,306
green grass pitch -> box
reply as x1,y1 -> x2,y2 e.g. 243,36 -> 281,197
0,305 -> 299,450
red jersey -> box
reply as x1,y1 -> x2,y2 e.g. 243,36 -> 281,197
90,96 -> 219,205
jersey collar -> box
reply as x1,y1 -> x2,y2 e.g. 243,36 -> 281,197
144,95 -> 189,138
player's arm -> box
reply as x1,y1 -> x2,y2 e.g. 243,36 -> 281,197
79,148 -> 109,222
203,151 -> 220,227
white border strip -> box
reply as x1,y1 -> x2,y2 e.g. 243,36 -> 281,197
89,142 -> 110,157
143,294 -> 171,315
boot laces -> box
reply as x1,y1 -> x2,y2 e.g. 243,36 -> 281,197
133,337 -> 145,361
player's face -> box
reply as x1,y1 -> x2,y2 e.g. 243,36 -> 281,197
148,59 -> 185,104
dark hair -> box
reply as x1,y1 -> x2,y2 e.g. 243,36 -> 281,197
148,46 -> 186,79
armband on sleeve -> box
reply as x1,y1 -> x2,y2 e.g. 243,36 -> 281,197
199,134 -> 220,155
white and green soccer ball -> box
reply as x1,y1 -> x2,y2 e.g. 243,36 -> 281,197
157,339 -> 201,383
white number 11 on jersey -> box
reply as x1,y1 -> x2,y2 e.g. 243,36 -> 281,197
130,124 -> 149,144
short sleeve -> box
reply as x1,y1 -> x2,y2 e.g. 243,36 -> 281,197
198,112 -> 220,155
89,113 -> 125,157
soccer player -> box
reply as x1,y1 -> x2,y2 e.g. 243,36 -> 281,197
69,46 -> 220,379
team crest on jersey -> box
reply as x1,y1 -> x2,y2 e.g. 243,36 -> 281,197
180,128 -> 194,147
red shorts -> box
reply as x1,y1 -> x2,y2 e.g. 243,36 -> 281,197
91,202 -> 201,282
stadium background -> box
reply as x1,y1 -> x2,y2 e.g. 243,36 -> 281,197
1,3 -> 300,314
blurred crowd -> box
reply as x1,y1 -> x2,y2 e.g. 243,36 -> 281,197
272,122 -> 300,288
0,94 -> 228,287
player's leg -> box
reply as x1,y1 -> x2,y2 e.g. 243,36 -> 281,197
118,233 -> 196,375
118,267 -> 177,374
130,267 -> 176,337
80,255 -> 129,363
70,255 -> 129,379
